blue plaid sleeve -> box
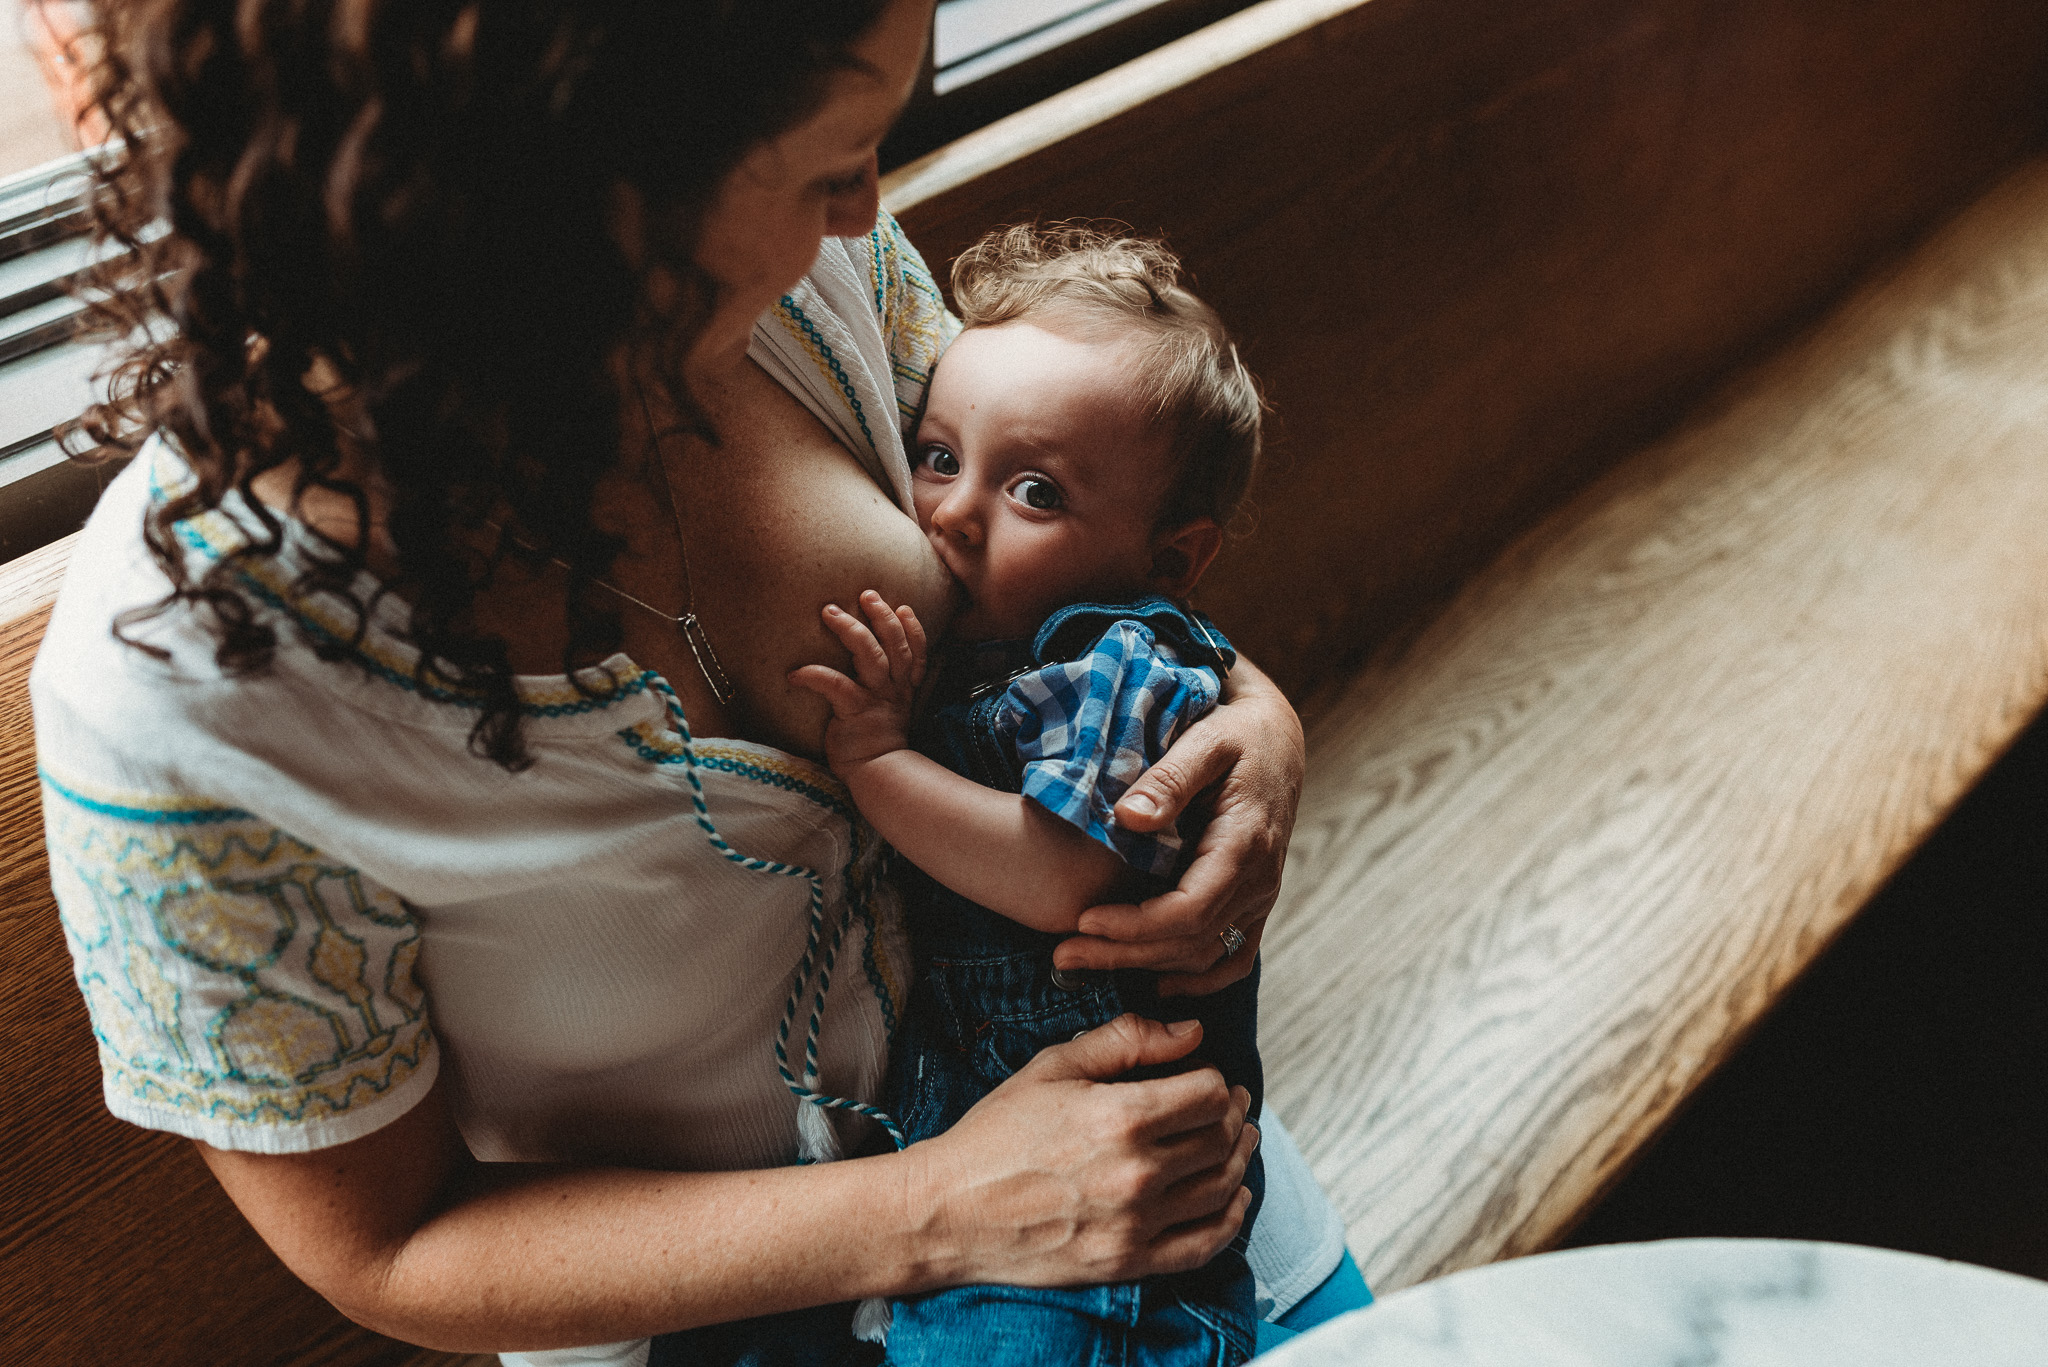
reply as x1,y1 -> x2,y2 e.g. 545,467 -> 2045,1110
1002,620 -> 1224,877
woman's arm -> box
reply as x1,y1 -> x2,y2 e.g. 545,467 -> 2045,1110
1052,655 -> 1306,995
200,1016 -> 1255,1353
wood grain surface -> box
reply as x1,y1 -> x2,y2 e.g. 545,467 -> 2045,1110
0,537 -> 490,1367
885,0 -> 2048,711
1261,157 -> 2048,1295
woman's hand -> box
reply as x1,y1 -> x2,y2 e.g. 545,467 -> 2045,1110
903,1014 -> 1257,1289
1053,655 -> 1305,995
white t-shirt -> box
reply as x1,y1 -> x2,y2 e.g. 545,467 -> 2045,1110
33,216 -> 1342,1364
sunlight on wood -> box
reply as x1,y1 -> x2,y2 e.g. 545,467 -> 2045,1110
1263,157 -> 2048,1294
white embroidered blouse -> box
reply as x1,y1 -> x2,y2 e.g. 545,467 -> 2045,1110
33,216 -> 953,1169
32,215 -> 1344,1364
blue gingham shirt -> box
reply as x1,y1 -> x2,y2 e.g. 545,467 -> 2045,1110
996,618 -> 1224,878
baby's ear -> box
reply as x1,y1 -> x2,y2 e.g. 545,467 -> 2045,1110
1148,518 -> 1223,597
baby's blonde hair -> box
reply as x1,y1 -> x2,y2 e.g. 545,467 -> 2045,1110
949,223 -> 1262,531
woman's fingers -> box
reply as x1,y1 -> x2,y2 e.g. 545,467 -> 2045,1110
1056,902 -> 1270,987
1056,831 -> 1272,981
1143,1084 -> 1251,1184
1055,930 -> 1227,978
1061,759 -> 1288,989
1148,1106 -> 1258,1229
1111,720 -> 1235,833
928,1020 -> 1259,1290
1052,919 -> 1267,993
1086,792 -> 1279,938
1085,655 -> 1303,979
1081,847 -> 1238,943
1015,1018 -> 1246,1151
1155,916 -> 1269,997
1118,1062 -> 1241,1146
1145,1185 -> 1254,1276
1019,1012 -> 1204,1086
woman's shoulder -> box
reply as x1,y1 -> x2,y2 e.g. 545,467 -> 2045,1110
31,447 -> 237,749
34,445 -> 402,770
855,209 -> 960,424
748,213 -> 960,510
30,440 -> 676,892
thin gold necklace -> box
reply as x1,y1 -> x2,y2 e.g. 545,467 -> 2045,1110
491,384 -> 736,706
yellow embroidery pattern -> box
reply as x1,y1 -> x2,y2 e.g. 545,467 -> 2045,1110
44,770 -> 432,1133
873,211 -> 961,424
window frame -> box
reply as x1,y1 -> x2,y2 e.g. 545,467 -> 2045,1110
0,149 -> 125,565
882,0 -> 1258,170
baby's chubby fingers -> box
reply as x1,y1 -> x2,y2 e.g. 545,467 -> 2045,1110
857,591 -> 918,690
820,602 -> 896,693
787,663 -> 871,716
898,602 -> 929,688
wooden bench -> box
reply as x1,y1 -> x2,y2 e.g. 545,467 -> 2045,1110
5,0 -> 2046,1358
1262,156 -> 2048,1291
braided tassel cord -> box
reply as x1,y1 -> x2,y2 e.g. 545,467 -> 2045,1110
647,679 -> 906,1159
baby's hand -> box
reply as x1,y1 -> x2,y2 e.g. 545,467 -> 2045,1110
789,590 -> 928,773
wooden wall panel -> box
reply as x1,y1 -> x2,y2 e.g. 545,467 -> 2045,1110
887,0 -> 2048,705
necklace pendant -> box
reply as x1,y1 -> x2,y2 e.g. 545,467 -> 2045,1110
678,612 -> 736,706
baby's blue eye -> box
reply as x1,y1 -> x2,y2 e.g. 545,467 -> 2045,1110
1017,478 -> 1061,511
923,446 -> 960,476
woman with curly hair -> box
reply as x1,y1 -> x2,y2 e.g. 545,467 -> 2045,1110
29,1 -> 1353,1362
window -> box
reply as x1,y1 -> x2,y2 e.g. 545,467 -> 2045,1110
3,2 -> 121,562
0,152 -> 121,562
937,0 -> 1197,95
883,0 -> 1256,168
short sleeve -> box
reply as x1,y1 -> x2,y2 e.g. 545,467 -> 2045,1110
748,211 -> 960,512
41,769 -> 438,1153
1004,621 -> 1222,878
867,209 -> 963,433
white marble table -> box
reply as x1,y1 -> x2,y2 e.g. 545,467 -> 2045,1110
1258,1240 -> 2048,1366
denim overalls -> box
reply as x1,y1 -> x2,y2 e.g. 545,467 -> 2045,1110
883,597 -> 1264,1367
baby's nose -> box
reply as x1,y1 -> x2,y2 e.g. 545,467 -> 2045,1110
932,493 -> 981,544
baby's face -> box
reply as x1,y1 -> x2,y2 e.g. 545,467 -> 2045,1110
912,320 -> 1176,641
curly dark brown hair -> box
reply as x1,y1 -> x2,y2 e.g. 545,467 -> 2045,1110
64,0 -> 889,767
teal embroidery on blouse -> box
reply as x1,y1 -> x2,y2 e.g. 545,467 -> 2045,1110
40,768 -> 254,825
777,294 -> 879,457
45,773 -> 432,1132
150,455 -> 649,722
873,211 -> 957,424
615,721 -> 856,823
